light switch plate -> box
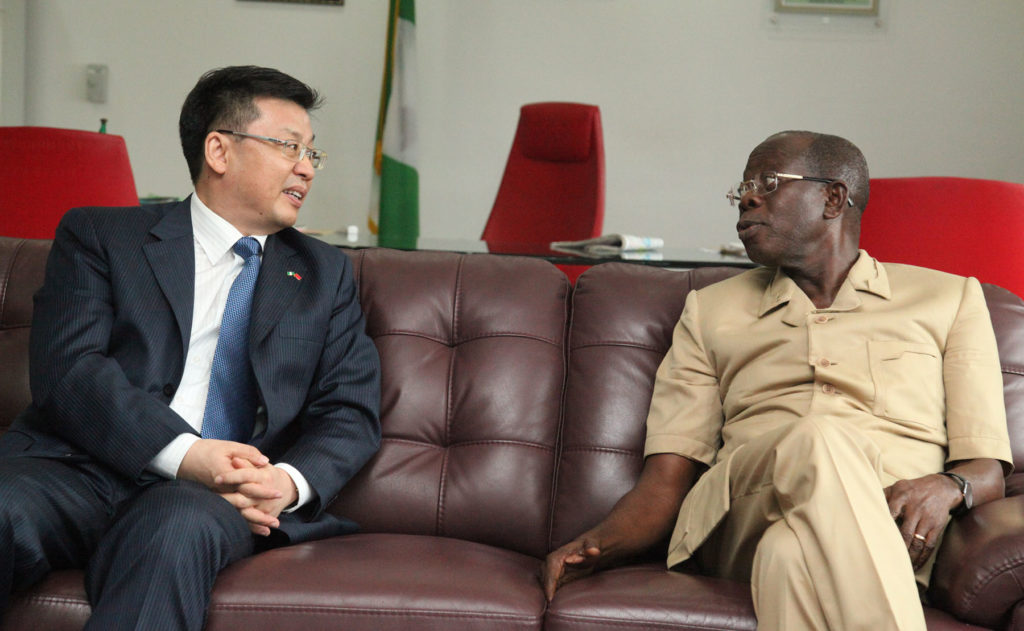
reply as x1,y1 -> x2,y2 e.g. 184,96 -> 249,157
86,64 -> 109,104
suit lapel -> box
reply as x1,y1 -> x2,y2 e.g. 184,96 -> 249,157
143,200 -> 195,352
251,232 -> 307,346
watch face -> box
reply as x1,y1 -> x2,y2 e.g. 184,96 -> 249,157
963,479 -> 973,510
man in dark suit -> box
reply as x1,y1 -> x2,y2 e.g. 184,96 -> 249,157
0,66 -> 381,630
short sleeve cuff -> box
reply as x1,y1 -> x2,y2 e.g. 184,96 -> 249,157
644,433 -> 717,466
947,435 -> 1014,475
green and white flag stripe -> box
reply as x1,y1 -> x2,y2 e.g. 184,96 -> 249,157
370,0 -> 418,248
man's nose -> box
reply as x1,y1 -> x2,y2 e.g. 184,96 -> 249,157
739,191 -> 763,212
294,155 -> 315,180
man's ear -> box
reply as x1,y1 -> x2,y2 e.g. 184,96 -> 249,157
205,132 -> 230,176
823,181 -> 849,220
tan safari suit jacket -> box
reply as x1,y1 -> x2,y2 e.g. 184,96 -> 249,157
644,250 -> 1013,571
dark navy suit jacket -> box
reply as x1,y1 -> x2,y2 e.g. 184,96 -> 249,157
0,199 -> 381,544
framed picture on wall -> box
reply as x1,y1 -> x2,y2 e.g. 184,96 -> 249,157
239,0 -> 343,5
774,0 -> 878,15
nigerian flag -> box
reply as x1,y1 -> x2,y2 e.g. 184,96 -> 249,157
370,0 -> 418,248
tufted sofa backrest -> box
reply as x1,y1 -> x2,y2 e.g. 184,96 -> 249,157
2,237 -> 1024,560
336,248 -> 570,558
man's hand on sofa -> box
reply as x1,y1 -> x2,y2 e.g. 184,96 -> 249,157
542,536 -> 603,600
541,454 -> 700,601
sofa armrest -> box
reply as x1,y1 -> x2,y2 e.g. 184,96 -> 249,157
928,494 -> 1024,628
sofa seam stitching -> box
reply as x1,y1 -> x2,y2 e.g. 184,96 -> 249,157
544,612 -> 730,630
381,437 -> 555,451
548,274 -> 575,552
953,550 -> 1024,613
572,340 -> 668,353
373,329 -> 563,347
211,604 -> 540,620
0,239 -> 25,328
437,257 -> 463,538
17,595 -> 89,607
559,446 -> 642,456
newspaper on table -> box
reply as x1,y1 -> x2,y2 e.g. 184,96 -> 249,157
550,234 -> 664,257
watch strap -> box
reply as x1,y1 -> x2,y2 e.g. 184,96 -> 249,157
938,471 -> 970,516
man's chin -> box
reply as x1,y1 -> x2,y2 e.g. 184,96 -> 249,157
743,247 -> 779,268
739,240 -> 764,265
269,207 -> 300,233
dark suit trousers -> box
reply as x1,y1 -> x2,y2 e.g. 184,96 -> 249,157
0,457 -> 254,630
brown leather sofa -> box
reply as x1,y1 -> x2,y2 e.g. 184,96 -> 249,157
2,235 -> 1024,630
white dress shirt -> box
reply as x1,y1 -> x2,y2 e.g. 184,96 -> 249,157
147,194 -> 312,511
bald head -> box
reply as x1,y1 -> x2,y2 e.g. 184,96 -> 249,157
758,131 -> 870,211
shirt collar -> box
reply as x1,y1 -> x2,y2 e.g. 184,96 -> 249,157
190,193 -> 268,265
757,250 -> 892,322
845,249 -> 891,300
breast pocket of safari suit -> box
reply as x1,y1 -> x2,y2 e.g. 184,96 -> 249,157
868,340 -> 945,428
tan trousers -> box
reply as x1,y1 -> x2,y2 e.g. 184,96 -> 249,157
696,416 -> 927,631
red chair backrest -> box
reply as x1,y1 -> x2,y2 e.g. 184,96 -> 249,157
482,102 -> 604,244
0,126 -> 138,239
860,177 -> 1024,299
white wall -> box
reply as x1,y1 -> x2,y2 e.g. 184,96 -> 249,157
16,0 -> 1024,249
0,0 -> 27,124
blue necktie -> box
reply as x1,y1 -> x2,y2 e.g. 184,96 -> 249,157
201,237 -> 261,442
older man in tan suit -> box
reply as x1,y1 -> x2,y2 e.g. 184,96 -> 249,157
542,131 -> 1012,630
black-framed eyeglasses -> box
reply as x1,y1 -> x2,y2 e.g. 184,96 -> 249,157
726,171 -> 854,207
216,130 -> 327,170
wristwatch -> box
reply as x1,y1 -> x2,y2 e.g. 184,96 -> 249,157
939,471 -> 973,517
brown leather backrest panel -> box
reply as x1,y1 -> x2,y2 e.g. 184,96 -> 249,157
983,284 -> 1024,488
0,237 -> 50,430
550,263 -> 744,549
334,248 -> 570,558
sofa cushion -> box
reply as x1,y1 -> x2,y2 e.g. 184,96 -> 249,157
544,563 -> 987,631
3,534 -> 548,631
206,533 -> 545,631
544,563 -> 755,631
2,570 -> 89,631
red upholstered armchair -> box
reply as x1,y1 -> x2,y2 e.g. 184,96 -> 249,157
0,126 -> 138,240
860,177 -> 1024,299
482,102 -> 605,244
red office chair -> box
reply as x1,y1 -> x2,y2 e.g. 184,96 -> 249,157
0,126 -> 139,239
483,102 -> 605,244
860,177 -> 1024,298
